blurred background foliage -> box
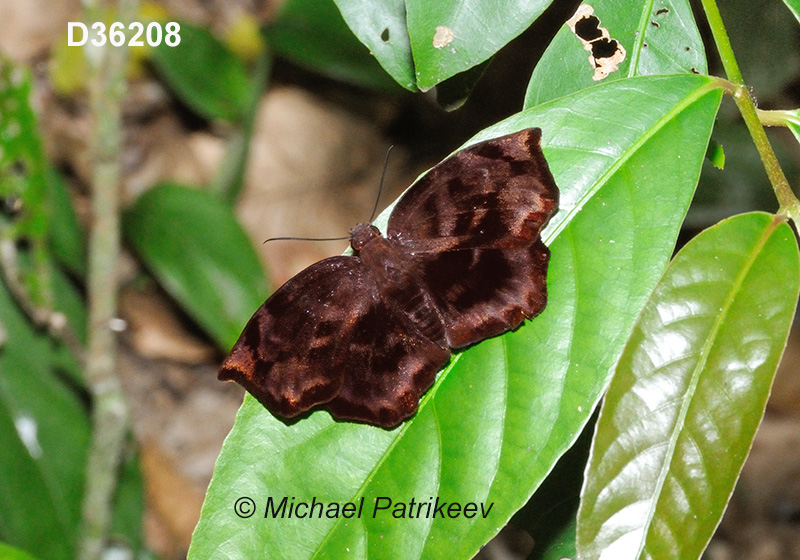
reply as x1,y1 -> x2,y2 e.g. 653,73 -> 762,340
1,0 -> 800,559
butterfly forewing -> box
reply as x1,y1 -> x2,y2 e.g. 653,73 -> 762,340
387,128 -> 558,253
388,128 -> 557,349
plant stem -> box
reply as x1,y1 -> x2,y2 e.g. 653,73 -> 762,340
757,109 -> 800,129
212,47 -> 271,203
78,1 -> 137,558
0,238 -> 86,364
699,0 -> 800,222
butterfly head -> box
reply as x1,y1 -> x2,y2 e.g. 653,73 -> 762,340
349,223 -> 382,252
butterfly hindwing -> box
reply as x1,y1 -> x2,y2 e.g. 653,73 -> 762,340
324,298 -> 450,426
415,241 -> 551,349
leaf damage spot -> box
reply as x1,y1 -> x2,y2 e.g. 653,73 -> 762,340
433,25 -> 455,49
566,5 -> 626,81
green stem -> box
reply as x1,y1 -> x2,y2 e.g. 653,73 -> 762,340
212,45 -> 271,204
757,109 -> 800,129
700,0 -> 800,222
78,1 -> 138,559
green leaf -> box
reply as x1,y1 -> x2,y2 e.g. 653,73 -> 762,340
0,279 -> 90,560
577,212 -> 800,559
705,139 -> 725,169
150,22 -> 252,121
189,75 -> 722,560
46,168 -> 86,279
110,446 -> 145,552
122,183 -> 269,350
0,542 -> 41,560
333,0 -> 416,90
526,0 -> 706,107
268,0 -> 401,92
783,0 -> 800,24
335,0 -> 554,91
775,108 -> 800,146
406,0 -> 554,91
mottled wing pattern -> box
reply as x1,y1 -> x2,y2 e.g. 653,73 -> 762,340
388,128 -> 559,348
220,128 -> 559,428
418,242 -> 550,348
219,257 -> 360,417
387,128 -> 558,252
219,256 -> 450,426
324,301 -> 450,427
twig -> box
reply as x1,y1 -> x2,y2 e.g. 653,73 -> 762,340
699,0 -> 800,223
77,1 -> 138,558
0,237 -> 87,364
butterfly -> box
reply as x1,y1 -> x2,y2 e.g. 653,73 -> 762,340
219,128 -> 559,428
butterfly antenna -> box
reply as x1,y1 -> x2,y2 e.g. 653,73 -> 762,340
368,145 -> 394,223
263,235 -> 350,244
264,146 -> 394,244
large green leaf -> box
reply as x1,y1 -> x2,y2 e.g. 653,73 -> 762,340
335,0 -> 555,91
526,0 -> 706,107
122,183 -> 269,350
577,212 -> 800,559
189,75 -> 721,560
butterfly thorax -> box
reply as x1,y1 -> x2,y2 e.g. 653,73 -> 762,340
350,223 -> 382,251
352,223 -> 448,348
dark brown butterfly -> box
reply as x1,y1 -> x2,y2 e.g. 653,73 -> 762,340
219,128 -> 559,428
